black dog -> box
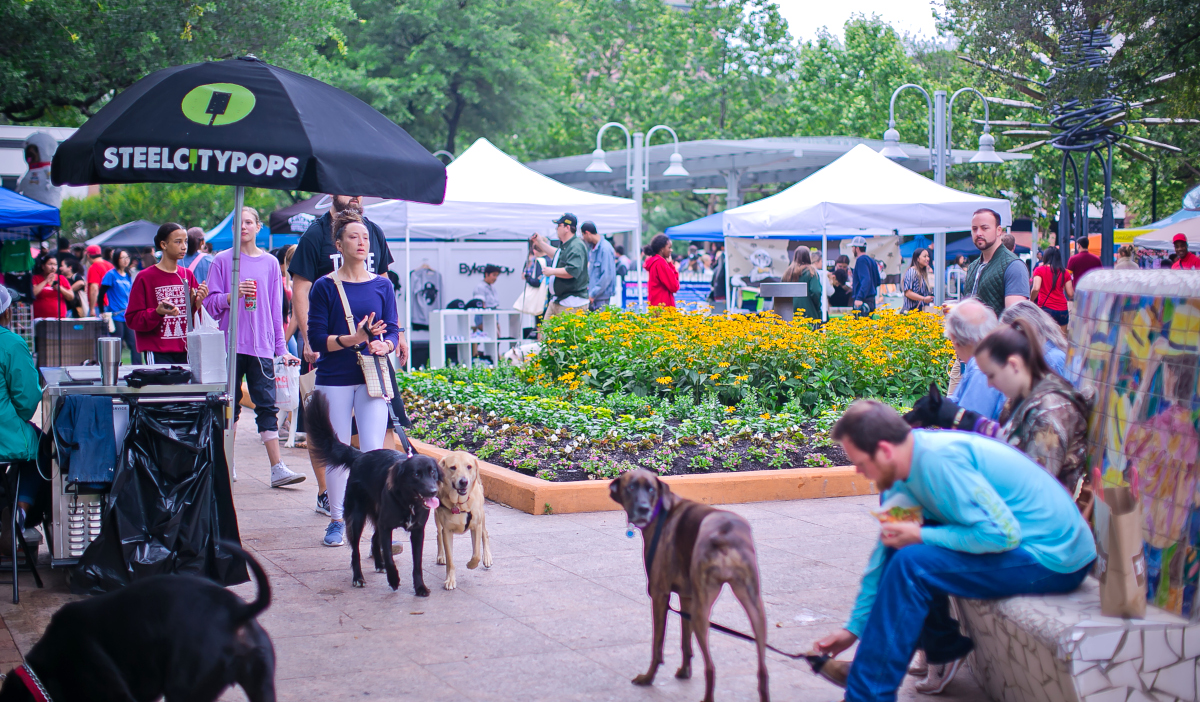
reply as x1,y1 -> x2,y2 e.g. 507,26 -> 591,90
305,392 -> 442,596
903,382 -> 977,430
0,541 -> 273,702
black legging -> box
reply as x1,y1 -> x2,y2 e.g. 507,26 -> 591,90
113,319 -> 142,364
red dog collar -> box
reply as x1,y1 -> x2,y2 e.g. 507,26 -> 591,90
14,664 -> 52,702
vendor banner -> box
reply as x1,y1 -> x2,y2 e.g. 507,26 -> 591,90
724,238 -> 791,287
838,235 -> 902,277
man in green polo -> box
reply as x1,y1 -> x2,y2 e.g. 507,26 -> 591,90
531,213 -> 590,320
958,209 -> 1029,317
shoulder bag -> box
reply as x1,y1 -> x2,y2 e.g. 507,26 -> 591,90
329,273 -> 394,400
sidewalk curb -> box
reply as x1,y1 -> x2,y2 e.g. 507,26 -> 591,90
412,440 -> 877,515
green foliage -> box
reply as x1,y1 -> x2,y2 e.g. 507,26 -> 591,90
58,184 -> 296,241
0,0 -> 355,122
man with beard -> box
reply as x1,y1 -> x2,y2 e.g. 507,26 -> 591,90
811,400 -> 1095,701
959,209 -> 1029,317
289,195 -> 404,516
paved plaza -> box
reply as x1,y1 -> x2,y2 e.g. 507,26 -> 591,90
0,421 -> 984,701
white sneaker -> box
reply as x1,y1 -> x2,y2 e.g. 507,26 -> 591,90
915,657 -> 964,695
270,462 -> 306,488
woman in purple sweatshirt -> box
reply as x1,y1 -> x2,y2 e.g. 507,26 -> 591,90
203,207 -> 305,489
306,209 -> 400,547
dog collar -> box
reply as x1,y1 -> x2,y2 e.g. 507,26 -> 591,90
14,664 -> 52,702
448,495 -> 470,514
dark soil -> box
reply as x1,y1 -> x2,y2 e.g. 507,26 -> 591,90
407,405 -> 851,482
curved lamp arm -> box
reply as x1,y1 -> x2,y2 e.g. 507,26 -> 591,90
595,122 -> 633,189
645,124 -> 682,180
947,87 -> 991,154
888,84 -> 934,156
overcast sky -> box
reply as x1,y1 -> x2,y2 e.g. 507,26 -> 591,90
773,0 -> 945,42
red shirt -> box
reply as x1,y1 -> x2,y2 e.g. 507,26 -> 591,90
86,259 -> 114,305
1172,253 -> 1200,270
32,274 -> 71,318
1067,251 -> 1102,281
1032,265 -> 1073,311
126,265 -> 199,354
645,254 -> 680,307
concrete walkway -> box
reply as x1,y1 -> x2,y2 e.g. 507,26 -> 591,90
0,420 -> 984,701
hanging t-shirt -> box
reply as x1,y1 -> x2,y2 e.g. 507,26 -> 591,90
409,267 -> 442,326
0,241 -> 33,273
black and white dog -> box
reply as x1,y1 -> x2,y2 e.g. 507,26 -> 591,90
305,391 -> 442,596
0,542 -> 274,702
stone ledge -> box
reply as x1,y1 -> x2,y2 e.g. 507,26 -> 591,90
411,439 -> 877,515
956,578 -> 1200,702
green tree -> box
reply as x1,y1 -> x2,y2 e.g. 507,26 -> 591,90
0,0 -> 355,122
337,0 -> 566,154
59,184 -> 295,241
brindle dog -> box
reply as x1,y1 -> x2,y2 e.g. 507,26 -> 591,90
610,469 -> 769,702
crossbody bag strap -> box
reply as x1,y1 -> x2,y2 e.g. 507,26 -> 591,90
329,272 -> 358,342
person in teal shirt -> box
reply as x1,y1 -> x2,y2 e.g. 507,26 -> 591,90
813,400 -> 1095,702
0,286 -> 48,546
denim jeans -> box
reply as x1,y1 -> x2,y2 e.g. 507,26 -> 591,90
233,354 -> 279,434
846,544 -> 1092,702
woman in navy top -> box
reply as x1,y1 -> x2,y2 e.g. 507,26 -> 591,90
307,209 -> 400,547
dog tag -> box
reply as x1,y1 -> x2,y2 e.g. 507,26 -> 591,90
626,523 -> 635,538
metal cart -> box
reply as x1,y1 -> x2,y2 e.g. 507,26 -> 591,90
39,367 -> 225,567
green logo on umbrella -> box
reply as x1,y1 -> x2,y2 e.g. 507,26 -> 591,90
181,83 -> 256,126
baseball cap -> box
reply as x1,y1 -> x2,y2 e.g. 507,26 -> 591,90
850,236 -> 868,248
580,221 -> 598,234
552,213 -> 578,228
85,244 -> 102,257
1173,233 -> 1189,244
0,286 -> 10,316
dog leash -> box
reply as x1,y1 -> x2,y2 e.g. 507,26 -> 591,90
636,501 -> 830,674
12,664 -> 53,702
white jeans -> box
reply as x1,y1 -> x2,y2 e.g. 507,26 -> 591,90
315,384 -> 389,520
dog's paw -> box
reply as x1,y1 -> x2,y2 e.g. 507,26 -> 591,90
415,584 -> 431,597
375,566 -> 386,573
482,553 -> 493,569
436,553 -> 446,565
352,578 -> 365,588
631,673 -> 655,687
444,574 -> 457,590
467,556 -> 480,570
675,665 -> 691,679
387,570 -> 401,591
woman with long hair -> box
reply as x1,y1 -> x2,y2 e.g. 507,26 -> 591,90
31,253 -> 73,319
306,209 -> 400,546
644,234 -> 680,308
780,246 -> 823,320
999,300 -> 1069,377
98,249 -> 141,363
900,248 -> 934,313
1031,245 -> 1074,330
923,320 -> 1090,492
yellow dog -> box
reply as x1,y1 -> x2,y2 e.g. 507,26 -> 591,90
434,452 -> 493,589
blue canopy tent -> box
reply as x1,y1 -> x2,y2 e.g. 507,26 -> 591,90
665,212 -> 724,241
204,209 -> 297,251
945,235 -> 1028,259
0,187 -> 60,239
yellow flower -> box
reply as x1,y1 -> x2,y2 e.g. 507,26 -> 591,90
735,375 -> 749,382
760,413 -> 771,420
558,372 -> 576,381
725,406 -> 736,413
718,362 -> 731,368
710,373 -> 720,380
655,376 -> 673,385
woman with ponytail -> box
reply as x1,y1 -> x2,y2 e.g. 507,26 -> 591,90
907,319 -> 1090,492
1031,245 -> 1074,331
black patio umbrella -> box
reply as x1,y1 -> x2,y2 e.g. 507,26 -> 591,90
50,56 -> 447,478
52,56 -> 446,203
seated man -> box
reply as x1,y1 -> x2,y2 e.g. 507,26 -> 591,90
944,298 -> 1006,420
813,400 -> 1096,702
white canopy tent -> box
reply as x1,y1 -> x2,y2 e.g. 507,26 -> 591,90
364,138 -> 638,368
1133,216 -> 1200,252
721,144 -> 1013,310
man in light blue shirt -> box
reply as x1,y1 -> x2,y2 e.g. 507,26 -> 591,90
581,221 -> 615,311
813,401 -> 1095,701
945,298 -> 1007,420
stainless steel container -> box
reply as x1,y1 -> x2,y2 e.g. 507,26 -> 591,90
96,337 -> 123,386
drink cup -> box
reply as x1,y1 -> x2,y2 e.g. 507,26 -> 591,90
244,279 -> 257,311
96,337 -> 122,386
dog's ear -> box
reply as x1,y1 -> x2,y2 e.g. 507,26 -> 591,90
654,475 -> 676,507
608,474 -> 624,504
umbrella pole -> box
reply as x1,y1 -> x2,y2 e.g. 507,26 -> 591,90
822,233 -> 828,322
224,186 -> 244,481
405,222 -> 412,372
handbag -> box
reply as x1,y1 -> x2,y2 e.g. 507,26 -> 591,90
513,281 -> 548,316
330,272 -> 394,399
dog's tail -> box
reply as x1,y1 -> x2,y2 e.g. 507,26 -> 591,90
219,540 -> 271,623
304,390 -> 361,469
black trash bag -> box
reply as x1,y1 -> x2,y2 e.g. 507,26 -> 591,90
71,399 -> 247,594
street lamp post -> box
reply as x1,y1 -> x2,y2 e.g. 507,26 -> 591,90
881,85 -> 1005,305
586,122 -> 688,309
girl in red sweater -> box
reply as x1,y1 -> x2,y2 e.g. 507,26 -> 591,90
645,234 -> 680,308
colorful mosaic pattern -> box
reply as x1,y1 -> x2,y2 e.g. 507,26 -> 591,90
1067,270 -> 1200,619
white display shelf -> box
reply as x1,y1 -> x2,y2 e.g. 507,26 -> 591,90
429,309 -> 524,369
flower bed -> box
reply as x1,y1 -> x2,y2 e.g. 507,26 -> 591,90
400,309 -> 937,481
524,307 -> 952,409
